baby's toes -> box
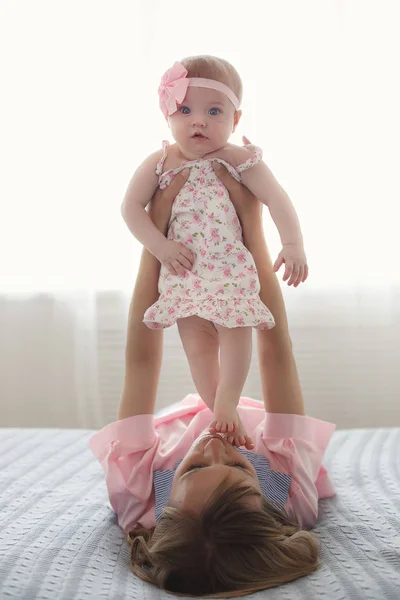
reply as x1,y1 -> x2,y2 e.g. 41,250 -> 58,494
244,435 -> 255,450
231,436 -> 246,447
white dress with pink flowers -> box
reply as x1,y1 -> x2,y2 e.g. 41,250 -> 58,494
143,141 -> 275,330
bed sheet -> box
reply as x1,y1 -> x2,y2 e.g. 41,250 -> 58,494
0,426 -> 399,599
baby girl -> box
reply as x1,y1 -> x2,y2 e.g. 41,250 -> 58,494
121,55 -> 308,446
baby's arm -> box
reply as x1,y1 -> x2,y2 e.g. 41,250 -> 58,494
121,151 -> 166,256
236,141 -> 308,287
121,151 -> 194,276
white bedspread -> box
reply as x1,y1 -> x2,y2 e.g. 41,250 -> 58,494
0,426 -> 399,599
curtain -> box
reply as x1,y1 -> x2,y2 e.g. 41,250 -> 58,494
1,0 -> 399,428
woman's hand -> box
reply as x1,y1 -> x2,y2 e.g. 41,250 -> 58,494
212,161 -> 262,249
148,169 -> 189,233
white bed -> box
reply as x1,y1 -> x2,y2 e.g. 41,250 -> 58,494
0,424 -> 399,599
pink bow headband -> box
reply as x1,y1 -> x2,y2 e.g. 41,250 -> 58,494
158,61 -> 241,117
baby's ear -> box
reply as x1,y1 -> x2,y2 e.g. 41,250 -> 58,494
232,110 -> 242,132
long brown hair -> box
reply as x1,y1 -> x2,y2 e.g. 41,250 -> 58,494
127,478 -> 320,597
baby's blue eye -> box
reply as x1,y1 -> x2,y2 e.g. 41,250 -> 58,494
209,107 -> 220,115
179,106 -> 191,114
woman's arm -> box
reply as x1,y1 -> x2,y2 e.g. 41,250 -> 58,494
213,163 -> 306,416
117,171 -> 189,420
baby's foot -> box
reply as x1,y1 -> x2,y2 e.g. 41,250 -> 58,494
226,415 -> 254,450
210,404 -> 238,434
209,414 -> 254,450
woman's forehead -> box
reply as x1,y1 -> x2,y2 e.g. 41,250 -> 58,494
171,467 -> 259,513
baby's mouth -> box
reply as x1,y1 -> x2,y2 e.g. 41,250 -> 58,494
192,132 -> 208,139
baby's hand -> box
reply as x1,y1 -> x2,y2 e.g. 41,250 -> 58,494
155,240 -> 195,277
210,405 -> 238,434
209,414 -> 254,450
273,243 -> 309,287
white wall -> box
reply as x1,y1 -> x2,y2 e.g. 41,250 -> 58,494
1,288 -> 399,431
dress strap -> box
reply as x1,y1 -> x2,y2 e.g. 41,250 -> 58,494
236,145 -> 263,174
155,140 -> 170,176
212,158 -> 242,183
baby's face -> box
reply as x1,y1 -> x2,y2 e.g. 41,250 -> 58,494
167,86 -> 241,159
169,431 -> 262,514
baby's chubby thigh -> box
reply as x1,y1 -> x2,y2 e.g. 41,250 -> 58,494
177,316 -> 219,408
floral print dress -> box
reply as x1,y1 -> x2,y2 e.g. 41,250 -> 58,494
143,141 -> 275,330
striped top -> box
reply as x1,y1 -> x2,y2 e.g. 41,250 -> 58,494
154,449 -> 292,521
88,395 -> 336,533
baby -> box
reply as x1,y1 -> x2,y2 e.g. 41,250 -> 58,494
121,55 -> 308,446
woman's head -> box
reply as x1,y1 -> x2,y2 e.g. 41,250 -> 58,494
164,55 -> 243,158
169,432 -> 262,514
128,432 -> 321,597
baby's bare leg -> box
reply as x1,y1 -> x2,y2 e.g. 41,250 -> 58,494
177,316 -> 219,410
212,326 -> 252,433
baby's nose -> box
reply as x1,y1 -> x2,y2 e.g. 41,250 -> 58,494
191,114 -> 207,127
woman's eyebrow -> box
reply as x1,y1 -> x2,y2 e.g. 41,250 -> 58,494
181,464 -> 249,479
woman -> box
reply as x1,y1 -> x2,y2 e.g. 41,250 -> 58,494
89,164 -> 335,597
